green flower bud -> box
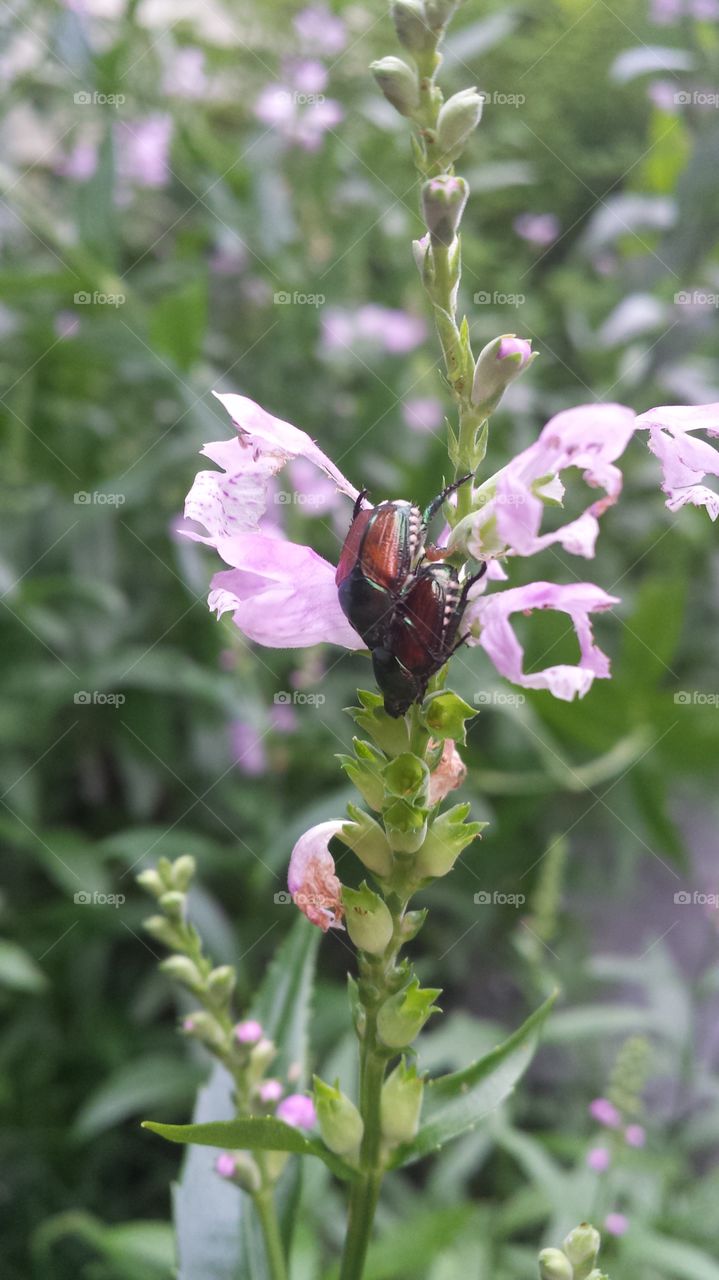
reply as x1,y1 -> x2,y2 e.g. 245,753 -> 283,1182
342,882 -> 394,956
382,753 -> 430,804
143,914 -> 185,950
247,1036 -> 277,1078
207,964 -> 236,1002
182,1010 -> 226,1051
171,855 -> 196,891
158,890 -> 185,920
377,977 -> 441,1049
381,1058 -> 424,1144
350,690 -> 411,757
159,954 -> 205,992
338,739 -> 386,812
371,56 -> 420,117
391,0 -> 434,55
383,799 -> 427,853
424,0 -> 459,28
563,1224 -> 601,1280
215,1151 -> 262,1194
436,88 -> 483,159
136,868 -> 165,898
157,857 -> 175,889
412,802 -> 485,880
471,334 -> 536,414
341,804 -> 394,877
399,908 -> 427,942
538,1249 -> 574,1280
314,1078 -> 364,1160
421,175 -> 469,247
422,690 -> 475,744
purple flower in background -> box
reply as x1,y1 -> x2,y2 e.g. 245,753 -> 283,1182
229,719 -> 268,776
234,1019 -> 263,1045
277,1093 -> 318,1128
285,57 -> 328,96
589,1097 -> 622,1128
259,1079 -> 284,1103
294,4 -> 347,55
54,311 -> 80,340
587,1146 -> 612,1172
514,212 -> 560,246
116,115 -> 172,188
322,305 -> 427,356
625,1123 -> 646,1147
163,47 -> 208,99
55,140 -> 98,182
271,701 -> 298,733
604,1212 -> 629,1237
648,80 -> 680,112
254,59 -> 342,152
692,0 -> 719,16
402,396 -> 445,434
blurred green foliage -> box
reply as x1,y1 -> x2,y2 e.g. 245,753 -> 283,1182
1,0 -> 719,1276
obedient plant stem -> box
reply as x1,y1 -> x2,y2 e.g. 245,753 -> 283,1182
254,1188 -> 288,1280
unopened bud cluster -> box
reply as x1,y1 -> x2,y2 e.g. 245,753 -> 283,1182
538,1224 -> 609,1280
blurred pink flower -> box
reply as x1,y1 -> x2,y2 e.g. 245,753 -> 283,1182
234,1019 -> 263,1044
116,115 -> 172,188
163,47 -> 208,99
229,719 -> 268,776
402,396 -> 445,433
215,1153 -> 237,1178
258,1079 -> 284,1103
276,1093 -> 317,1128
587,1146 -> 611,1172
589,1097 -> 622,1128
635,402 -> 719,519
288,821 -> 345,931
648,80 -> 680,112
322,305 -> 427,355
54,311 -> 80,340
271,702 -> 298,733
514,212 -> 560,246
625,1123 -> 646,1147
604,1212 -> 629,1237
254,60 -> 342,151
294,4 -> 347,55
55,140 -> 98,181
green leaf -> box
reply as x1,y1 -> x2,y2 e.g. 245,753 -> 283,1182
625,1230 -> 719,1280
389,993 -> 556,1167
143,1116 -> 355,1182
0,939 -> 47,992
148,278 -> 208,370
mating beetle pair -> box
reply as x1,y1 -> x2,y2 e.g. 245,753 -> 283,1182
336,478 -> 485,717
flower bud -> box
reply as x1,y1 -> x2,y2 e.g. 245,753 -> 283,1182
412,802 -> 485,880
171,854 -> 196,891
383,799 -> 427,853
563,1224 -> 601,1280
339,739 -> 386,812
422,691 -> 475,744
382,753 -> 430,804
424,0 -> 458,28
159,954 -> 205,992
342,883 -> 394,956
399,908 -> 427,942
215,1151 -> 262,1194
143,914 -> 185,950
471,334 -> 535,413
234,1018 -> 263,1045
207,964 -> 236,1002
371,56 -> 420,117
421,175 -> 469,247
276,1093 -> 316,1129
314,1078 -> 364,1160
136,868 -> 165,898
248,1036 -> 277,1077
182,1010 -> 226,1052
538,1249 -> 574,1280
158,890 -> 185,920
381,1058 -> 424,1144
377,977 -> 441,1049
436,88 -> 483,159
391,0 -> 434,55
341,805 -> 394,877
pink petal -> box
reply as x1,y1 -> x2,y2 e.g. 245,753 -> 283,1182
288,821 -> 345,931
208,534 -> 364,649
635,402 -> 719,521
466,581 -> 620,701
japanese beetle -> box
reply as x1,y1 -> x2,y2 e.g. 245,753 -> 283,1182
336,475 -> 471,649
372,562 -> 486,717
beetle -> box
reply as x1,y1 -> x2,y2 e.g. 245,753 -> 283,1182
335,475 -> 472,649
371,561 -> 487,717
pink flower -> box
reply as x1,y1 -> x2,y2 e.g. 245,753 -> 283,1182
163,47 -> 208,99
625,1123 -> 646,1147
54,311 -> 80,340
321,305 -> 427,356
254,61 -> 343,151
229,720 -> 268,776
634,402 -> 719,520
288,821 -> 345,931
604,1212 -> 629,1237
216,1153 -> 237,1178
648,80 -> 680,112
182,393 -> 362,650
258,1079 -> 284,1103
497,335 -> 533,365
589,1097 -> 622,1128
276,1093 -> 317,1128
294,4 -> 347,55
587,1146 -> 611,1172
465,581 -> 620,701
514,212 -> 560,246
234,1019 -> 263,1045
55,141 -> 98,181
402,397 -> 445,434
116,116 -> 172,188
428,740 -> 467,806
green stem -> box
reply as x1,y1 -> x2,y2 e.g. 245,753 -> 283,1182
340,1025 -> 386,1280
253,1187 -> 288,1280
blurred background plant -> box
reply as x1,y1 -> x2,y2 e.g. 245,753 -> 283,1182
1,0 -> 719,1276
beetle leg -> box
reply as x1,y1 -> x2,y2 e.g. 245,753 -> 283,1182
352,488 -> 370,519
422,472 -> 473,527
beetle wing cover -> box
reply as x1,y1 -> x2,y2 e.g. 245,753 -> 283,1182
395,568 -> 454,668
335,507 -> 374,586
358,503 -> 413,591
